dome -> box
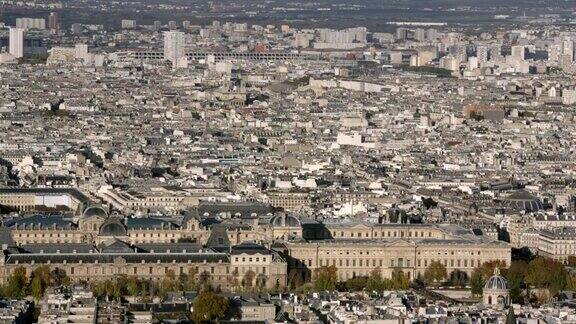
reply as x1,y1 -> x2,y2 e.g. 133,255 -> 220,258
83,206 -> 109,218
270,214 -> 301,227
484,268 -> 508,290
99,218 -> 127,237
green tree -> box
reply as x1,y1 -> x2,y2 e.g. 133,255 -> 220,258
90,280 -> 107,298
30,276 -> 43,301
448,269 -> 468,288
192,289 -> 230,324
424,261 -> 447,285
470,270 -> 484,296
314,265 -> 338,291
422,197 -> 438,210
51,268 -> 70,286
366,269 -> 386,293
126,277 -> 141,296
506,261 -> 527,303
6,267 -> 27,298
344,276 -> 368,291
506,306 -> 516,324
390,269 -> 410,290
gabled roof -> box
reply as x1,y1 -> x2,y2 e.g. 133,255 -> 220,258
98,239 -> 134,253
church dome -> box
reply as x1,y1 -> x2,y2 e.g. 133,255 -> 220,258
99,218 -> 127,237
484,268 -> 508,290
83,206 -> 109,218
270,214 -> 301,227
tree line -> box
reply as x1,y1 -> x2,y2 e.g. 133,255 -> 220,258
310,266 -> 411,293
417,257 -> 576,305
0,266 -> 70,300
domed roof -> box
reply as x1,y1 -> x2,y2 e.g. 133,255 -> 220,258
99,218 -> 127,237
484,268 -> 508,290
270,214 -> 301,227
83,206 -> 109,218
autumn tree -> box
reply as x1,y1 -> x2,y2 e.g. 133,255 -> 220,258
567,275 -> 576,291
314,265 -> 338,291
255,274 -> 267,291
241,270 -> 256,289
27,266 -> 50,299
390,269 -> 410,290
183,268 -> 199,291
424,261 -> 447,285
6,267 -> 27,298
525,257 -> 567,294
158,269 -> 179,297
192,289 -> 230,324
51,267 -> 70,286
287,269 -> 303,290
198,271 -> 212,290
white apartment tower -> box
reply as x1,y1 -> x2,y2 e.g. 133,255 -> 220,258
163,31 -> 186,63
511,45 -> 525,60
477,46 -> 489,64
9,27 -> 24,59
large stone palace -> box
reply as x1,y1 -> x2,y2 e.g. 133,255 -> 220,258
0,189 -> 511,290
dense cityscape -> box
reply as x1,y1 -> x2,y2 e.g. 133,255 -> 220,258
0,1 -> 576,323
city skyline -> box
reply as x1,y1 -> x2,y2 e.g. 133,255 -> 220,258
0,1 -> 576,323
